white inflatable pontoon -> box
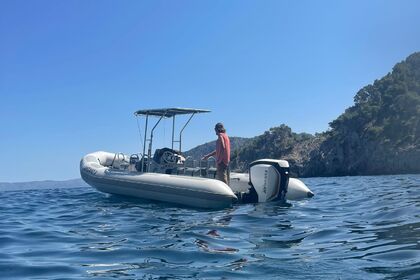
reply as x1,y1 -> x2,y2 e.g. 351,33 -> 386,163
80,108 -> 314,209
81,151 -> 237,209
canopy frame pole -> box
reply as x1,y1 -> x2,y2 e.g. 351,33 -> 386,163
142,114 -> 149,172
171,115 -> 176,150
178,113 -> 195,152
147,111 -> 167,172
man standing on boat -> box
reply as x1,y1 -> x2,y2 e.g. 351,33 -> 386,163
202,123 -> 231,185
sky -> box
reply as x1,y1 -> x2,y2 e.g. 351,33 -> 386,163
1,0 -> 419,182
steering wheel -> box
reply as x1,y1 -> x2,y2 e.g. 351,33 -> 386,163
161,150 -> 177,164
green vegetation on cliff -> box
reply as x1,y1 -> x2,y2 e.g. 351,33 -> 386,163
305,52 -> 420,176
230,125 -> 319,174
331,52 -> 419,145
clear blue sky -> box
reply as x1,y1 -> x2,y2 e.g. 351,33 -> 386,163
1,0 -> 419,182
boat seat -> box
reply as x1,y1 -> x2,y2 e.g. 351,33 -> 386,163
198,159 -> 209,177
184,167 -> 201,176
205,157 -> 217,178
181,157 -> 200,176
207,167 -> 217,178
175,166 -> 200,176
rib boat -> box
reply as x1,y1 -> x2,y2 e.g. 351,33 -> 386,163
80,108 -> 314,209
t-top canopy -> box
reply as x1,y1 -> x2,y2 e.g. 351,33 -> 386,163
134,107 -> 211,118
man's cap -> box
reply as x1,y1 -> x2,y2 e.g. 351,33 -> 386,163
215,122 -> 224,129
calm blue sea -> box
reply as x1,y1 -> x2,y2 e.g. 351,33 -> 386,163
0,175 -> 419,279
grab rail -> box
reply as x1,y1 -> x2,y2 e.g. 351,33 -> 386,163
110,152 -> 128,169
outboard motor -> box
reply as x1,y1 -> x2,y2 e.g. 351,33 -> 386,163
238,159 -> 290,203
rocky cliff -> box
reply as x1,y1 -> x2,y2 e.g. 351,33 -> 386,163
303,52 -> 420,176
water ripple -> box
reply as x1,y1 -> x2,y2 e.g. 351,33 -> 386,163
0,174 -> 419,279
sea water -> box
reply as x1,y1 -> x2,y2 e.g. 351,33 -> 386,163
0,175 -> 419,279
